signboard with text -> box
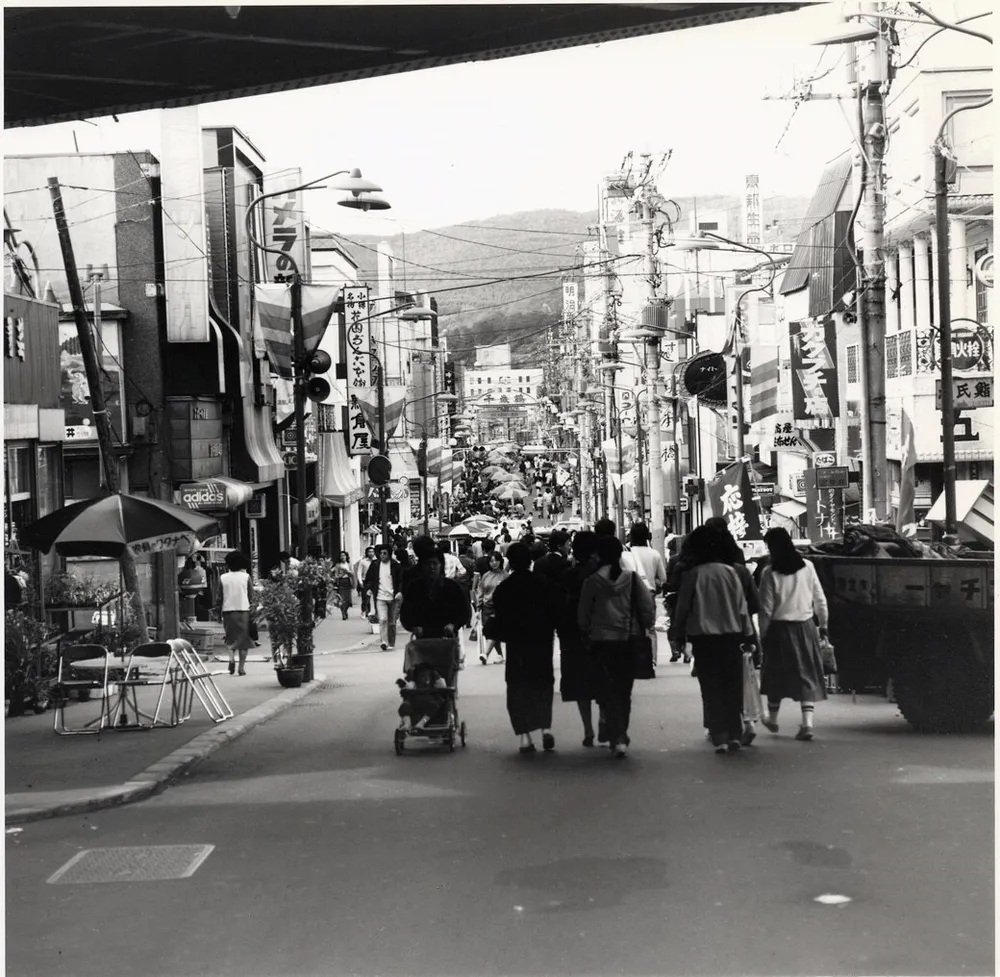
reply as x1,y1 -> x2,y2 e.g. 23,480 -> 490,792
789,317 -> 839,420
344,286 -> 373,456
935,376 -> 993,410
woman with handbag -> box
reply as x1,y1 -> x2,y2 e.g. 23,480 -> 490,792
671,526 -> 757,754
577,536 -> 655,758
757,527 -> 830,742
475,551 -> 508,665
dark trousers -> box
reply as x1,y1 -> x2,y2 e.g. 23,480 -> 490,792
691,634 -> 745,745
591,640 -> 637,747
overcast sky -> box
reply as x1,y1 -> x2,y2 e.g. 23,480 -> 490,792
5,2 -> 861,236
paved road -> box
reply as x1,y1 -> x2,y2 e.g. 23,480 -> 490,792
6,638 -> 993,977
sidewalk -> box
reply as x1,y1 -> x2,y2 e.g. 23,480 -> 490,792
4,614 -> 379,825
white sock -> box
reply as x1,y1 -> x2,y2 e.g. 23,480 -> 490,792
801,704 -> 815,729
767,702 -> 780,723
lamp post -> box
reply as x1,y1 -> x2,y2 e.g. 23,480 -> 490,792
246,168 -> 388,681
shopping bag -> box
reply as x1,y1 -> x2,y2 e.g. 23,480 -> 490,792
631,631 -> 656,680
819,636 -> 838,676
742,649 -> 764,722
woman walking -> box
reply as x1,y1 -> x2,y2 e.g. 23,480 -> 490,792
492,542 -> 558,755
218,551 -> 255,676
557,530 -> 605,747
332,551 -> 356,621
671,526 -> 757,754
757,527 -> 830,741
475,550 -> 508,665
577,536 -> 655,758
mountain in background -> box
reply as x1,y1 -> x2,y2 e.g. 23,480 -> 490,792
344,195 -> 811,367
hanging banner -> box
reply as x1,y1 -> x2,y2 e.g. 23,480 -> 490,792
344,286 -> 373,456
353,386 -> 407,444
706,460 -> 762,541
261,168 -> 307,283
254,283 -> 292,378
789,317 -> 839,420
750,346 -> 780,423
160,107 -> 210,342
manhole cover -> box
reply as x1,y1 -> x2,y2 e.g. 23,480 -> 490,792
47,845 -> 214,885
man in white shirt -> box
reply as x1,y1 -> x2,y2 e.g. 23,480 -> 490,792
363,546 -> 403,650
355,546 -> 376,617
621,523 -> 667,664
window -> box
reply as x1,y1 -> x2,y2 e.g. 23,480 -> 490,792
898,331 -> 913,377
6,445 -> 33,501
885,334 -> 899,379
846,344 -> 859,385
975,246 -> 989,324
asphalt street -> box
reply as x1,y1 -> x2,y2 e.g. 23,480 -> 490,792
5,634 -> 993,977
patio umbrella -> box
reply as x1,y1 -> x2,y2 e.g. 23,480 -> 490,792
460,516 -> 497,537
409,516 -> 444,534
490,485 -> 529,503
489,470 -> 519,483
20,493 -> 220,558
479,465 -> 504,477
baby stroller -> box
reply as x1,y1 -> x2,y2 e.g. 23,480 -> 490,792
394,637 -> 467,755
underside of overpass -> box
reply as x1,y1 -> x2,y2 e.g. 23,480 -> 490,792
5,3 -> 811,128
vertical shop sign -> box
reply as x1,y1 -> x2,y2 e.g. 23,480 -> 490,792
344,285 -> 372,456
804,468 -> 845,540
261,168 -> 306,282
789,317 -> 839,420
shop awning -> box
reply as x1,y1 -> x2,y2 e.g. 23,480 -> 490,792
926,480 -> 994,544
176,475 -> 256,512
319,432 -> 364,509
771,500 -> 807,521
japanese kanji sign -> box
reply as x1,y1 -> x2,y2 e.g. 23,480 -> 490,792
706,460 -> 762,541
344,285 -> 373,456
789,317 -> 839,420
936,376 -> 993,410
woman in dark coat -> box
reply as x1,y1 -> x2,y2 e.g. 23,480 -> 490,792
557,531 -> 605,747
492,542 -> 558,755
399,549 -> 470,640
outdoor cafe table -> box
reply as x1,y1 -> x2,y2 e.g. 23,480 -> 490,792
69,639 -> 232,731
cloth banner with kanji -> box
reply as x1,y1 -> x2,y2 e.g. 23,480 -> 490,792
706,459 -> 762,542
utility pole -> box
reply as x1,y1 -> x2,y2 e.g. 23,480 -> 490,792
48,178 -> 147,628
640,183 -> 665,558
857,0 -> 890,520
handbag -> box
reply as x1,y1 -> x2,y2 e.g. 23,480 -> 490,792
741,648 -> 764,721
629,572 -> 656,680
819,634 -> 838,675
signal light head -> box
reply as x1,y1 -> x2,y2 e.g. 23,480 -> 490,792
308,349 -> 332,374
305,377 -> 331,402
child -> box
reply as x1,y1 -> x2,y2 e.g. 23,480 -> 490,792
396,662 -> 449,730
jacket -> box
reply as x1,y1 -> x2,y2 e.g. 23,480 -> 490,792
671,561 -> 754,640
363,559 -> 403,599
577,567 -> 655,642
399,577 -> 471,638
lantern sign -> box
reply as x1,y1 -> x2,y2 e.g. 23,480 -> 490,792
681,351 -> 728,408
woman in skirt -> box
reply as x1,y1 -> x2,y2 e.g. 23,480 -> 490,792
475,550 -> 508,664
757,527 -> 830,741
218,551 -> 256,676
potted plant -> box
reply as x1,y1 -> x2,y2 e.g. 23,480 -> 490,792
255,557 -> 337,688
5,608 -> 55,716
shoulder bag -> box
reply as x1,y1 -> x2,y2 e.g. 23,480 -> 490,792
628,571 -> 656,680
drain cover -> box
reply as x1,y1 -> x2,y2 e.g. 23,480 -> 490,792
47,845 -> 214,885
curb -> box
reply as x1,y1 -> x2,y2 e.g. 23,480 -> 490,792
4,674 -> 329,826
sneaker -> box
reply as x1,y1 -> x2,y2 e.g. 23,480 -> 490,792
795,727 -> 814,741
740,727 -> 757,747
381,643 -> 388,651
762,719 -> 780,733
613,743 -> 628,758
714,743 -> 729,755
727,740 -> 741,753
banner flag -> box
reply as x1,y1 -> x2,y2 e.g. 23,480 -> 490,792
300,284 -> 341,356
353,386 -> 407,444
750,346 -> 780,423
895,408 -> 917,534
254,283 -> 293,378
706,459 -> 763,541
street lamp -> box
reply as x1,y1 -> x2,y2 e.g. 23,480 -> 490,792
246,168 -> 388,681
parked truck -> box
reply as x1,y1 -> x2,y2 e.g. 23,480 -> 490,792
810,554 -> 994,733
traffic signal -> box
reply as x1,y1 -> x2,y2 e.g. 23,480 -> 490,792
304,348 -> 332,402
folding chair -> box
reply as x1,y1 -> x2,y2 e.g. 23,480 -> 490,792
169,638 -> 233,723
52,644 -> 113,735
113,642 -> 190,729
